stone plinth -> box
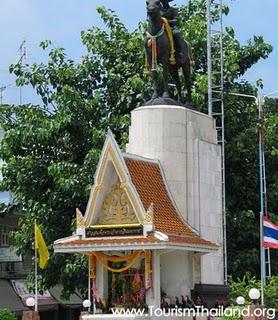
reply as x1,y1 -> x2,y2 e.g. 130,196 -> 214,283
22,311 -> 40,320
126,105 -> 224,285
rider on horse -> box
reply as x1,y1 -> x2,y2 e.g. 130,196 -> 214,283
145,0 -> 193,102
160,0 -> 186,64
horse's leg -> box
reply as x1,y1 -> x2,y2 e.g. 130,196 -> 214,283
162,60 -> 170,99
170,65 -> 182,102
151,69 -> 159,99
182,61 -> 192,102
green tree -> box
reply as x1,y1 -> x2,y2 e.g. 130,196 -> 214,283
0,309 -> 17,320
225,93 -> 278,277
0,1 -> 276,295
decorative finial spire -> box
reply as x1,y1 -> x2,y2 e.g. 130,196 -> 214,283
144,203 -> 154,225
76,208 -> 85,229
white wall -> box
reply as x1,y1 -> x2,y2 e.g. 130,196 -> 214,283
198,141 -> 223,284
160,251 -> 194,304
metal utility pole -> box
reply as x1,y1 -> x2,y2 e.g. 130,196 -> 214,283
258,91 -> 278,303
207,0 -> 227,285
257,95 -> 267,306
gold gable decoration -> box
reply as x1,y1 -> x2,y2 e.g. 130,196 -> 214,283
98,182 -> 139,225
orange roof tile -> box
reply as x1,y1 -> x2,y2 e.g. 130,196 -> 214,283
125,157 -> 194,234
167,235 -> 217,247
124,157 -> 217,248
57,236 -> 159,247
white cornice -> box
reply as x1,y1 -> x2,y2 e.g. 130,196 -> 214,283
54,241 -> 218,254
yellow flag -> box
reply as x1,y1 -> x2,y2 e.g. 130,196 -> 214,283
34,224 -> 49,269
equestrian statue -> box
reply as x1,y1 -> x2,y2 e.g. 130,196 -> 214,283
144,0 -> 194,105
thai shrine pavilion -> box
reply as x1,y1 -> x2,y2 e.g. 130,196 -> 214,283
54,105 -> 227,318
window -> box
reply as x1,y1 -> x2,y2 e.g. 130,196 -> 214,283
0,226 -> 13,247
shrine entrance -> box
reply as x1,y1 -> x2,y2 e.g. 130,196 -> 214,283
89,250 -> 152,312
108,261 -> 145,309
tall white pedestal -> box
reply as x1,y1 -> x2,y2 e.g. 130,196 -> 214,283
126,105 -> 224,285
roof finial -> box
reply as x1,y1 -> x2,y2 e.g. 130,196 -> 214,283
144,203 -> 154,225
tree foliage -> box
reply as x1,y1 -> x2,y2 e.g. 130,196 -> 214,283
225,91 -> 278,277
228,273 -> 278,310
0,309 -> 17,320
0,0 -> 277,295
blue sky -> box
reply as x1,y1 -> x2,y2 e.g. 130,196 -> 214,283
0,0 -> 277,105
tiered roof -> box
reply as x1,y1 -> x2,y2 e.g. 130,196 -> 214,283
54,132 -> 218,254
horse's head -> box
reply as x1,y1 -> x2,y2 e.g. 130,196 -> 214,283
146,0 -> 161,15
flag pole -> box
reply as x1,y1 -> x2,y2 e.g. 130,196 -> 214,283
34,222 -> 38,312
88,254 -> 91,313
258,97 -> 265,305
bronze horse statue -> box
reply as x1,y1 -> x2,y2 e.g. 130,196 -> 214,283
145,0 -> 192,102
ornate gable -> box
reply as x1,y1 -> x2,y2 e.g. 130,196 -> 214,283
82,131 -> 146,230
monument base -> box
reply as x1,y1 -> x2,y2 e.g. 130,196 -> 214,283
191,284 -> 229,308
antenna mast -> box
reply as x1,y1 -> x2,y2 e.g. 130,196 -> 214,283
18,39 -> 27,105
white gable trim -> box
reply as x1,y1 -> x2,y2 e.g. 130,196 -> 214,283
84,130 -> 146,226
